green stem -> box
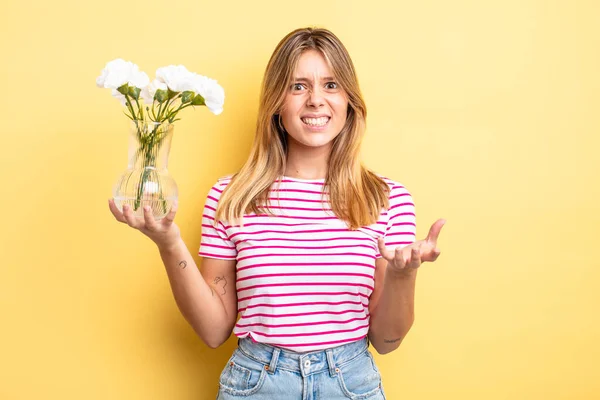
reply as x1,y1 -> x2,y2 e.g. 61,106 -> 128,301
159,94 -> 182,122
135,97 -> 143,121
167,103 -> 193,122
125,95 -> 139,120
150,104 -> 157,121
133,123 -> 168,212
157,101 -> 164,122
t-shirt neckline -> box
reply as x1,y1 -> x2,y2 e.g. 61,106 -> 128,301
280,175 -> 326,183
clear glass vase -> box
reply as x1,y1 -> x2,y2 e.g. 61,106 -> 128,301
112,119 -> 178,220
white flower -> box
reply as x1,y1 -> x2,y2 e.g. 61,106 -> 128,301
192,74 -> 225,115
128,70 -> 149,89
96,58 -> 149,90
155,65 -> 195,93
140,79 -> 168,104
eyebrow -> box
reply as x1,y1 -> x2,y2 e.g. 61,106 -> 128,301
293,76 -> 337,82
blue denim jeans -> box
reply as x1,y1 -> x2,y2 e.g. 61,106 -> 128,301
216,336 -> 386,400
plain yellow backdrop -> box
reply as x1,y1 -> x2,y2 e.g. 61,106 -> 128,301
1,0 -> 598,399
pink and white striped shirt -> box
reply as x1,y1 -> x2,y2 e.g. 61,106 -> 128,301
198,175 -> 416,352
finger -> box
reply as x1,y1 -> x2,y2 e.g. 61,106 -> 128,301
408,247 -> 422,268
395,246 -> 407,268
122,204 -> 141,229
377,237 -> 394,260
426,218 -> 446,244
162,199 -> 178,226
108,199 -> 126,223
142,205 -> 159,230
431,248 -> 441,262
421,244 -> 442,262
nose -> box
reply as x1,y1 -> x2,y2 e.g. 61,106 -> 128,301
307,87 -> 324,108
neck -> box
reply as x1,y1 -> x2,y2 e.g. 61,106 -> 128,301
284,140 -> 331,180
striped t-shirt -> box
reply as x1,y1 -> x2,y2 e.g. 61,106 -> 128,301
198,175 -> 416,352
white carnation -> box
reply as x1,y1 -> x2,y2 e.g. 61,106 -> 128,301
140,79 -> 168,104
192,74 -> 225,115
155,65 -> 195,93
96,58 -> 149,90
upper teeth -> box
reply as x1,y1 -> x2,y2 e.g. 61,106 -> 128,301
302,117 -> 329,126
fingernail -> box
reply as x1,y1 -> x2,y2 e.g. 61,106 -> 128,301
144,206 -> 150,212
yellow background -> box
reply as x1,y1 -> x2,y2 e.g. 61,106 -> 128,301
1,0 -> 599,399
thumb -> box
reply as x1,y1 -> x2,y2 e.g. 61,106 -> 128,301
162,199 -> 178,226
426,218 -> 446,244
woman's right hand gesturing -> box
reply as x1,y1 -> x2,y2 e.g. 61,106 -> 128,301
108,199 -> 182,252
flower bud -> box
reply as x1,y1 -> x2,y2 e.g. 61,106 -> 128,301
117,84 -> 129,96
155,89 -> 168,103
191,94 -> 205,106
181,91 -> 195,104
128,86 -> 141,99
167,88 -> 179,100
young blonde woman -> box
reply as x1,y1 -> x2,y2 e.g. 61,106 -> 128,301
109,27 -> 445,400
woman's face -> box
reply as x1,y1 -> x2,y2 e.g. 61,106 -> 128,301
280,50 -> 349,151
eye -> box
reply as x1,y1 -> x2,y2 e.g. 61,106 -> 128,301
325,82 -> 338,89
292,83 -> 305,91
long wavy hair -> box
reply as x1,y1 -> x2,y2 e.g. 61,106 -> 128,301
215,27 -> 390,229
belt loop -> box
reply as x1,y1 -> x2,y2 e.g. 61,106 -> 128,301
267,347 -> 280,374
326,349 -> 337,377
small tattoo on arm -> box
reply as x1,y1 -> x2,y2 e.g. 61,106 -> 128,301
384,338 -> 402,344
178,261 -> 187,269
213,276 -> 227,295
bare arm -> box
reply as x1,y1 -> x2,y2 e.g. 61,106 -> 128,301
368,258 -> 417,355
369,219 -> 445,355
159,239 -> 237,349
108,200 -> 238,349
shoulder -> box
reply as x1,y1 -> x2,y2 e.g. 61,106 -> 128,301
209,174 -> 234,191
217,174 -> 234,187
375,174 -> 411,195
203,175 -> 235,205
374,174 -> 414,214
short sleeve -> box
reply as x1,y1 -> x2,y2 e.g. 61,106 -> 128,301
198,178 -> 237,260
376,182 -> 417,258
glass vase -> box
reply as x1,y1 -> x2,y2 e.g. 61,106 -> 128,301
112,119 -> 178,220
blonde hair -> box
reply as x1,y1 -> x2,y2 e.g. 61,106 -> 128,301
215,27 -> 390,229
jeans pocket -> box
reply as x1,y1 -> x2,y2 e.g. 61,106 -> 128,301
336,351 -> 384,400
219,349 -> 267,396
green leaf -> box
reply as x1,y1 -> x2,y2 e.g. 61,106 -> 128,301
181,91 -> 194,103
191,94 -> 205,105
122,109 -> 134,120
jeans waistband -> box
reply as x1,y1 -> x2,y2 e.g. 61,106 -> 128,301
236,336 -> 370,378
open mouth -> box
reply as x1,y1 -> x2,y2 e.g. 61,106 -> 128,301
301,117 -> 330,127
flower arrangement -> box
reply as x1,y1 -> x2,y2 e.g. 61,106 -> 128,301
96,58 -> 224,121
97,58 -> 224,218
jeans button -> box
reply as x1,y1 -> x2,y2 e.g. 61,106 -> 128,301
304,360 -> 311,368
